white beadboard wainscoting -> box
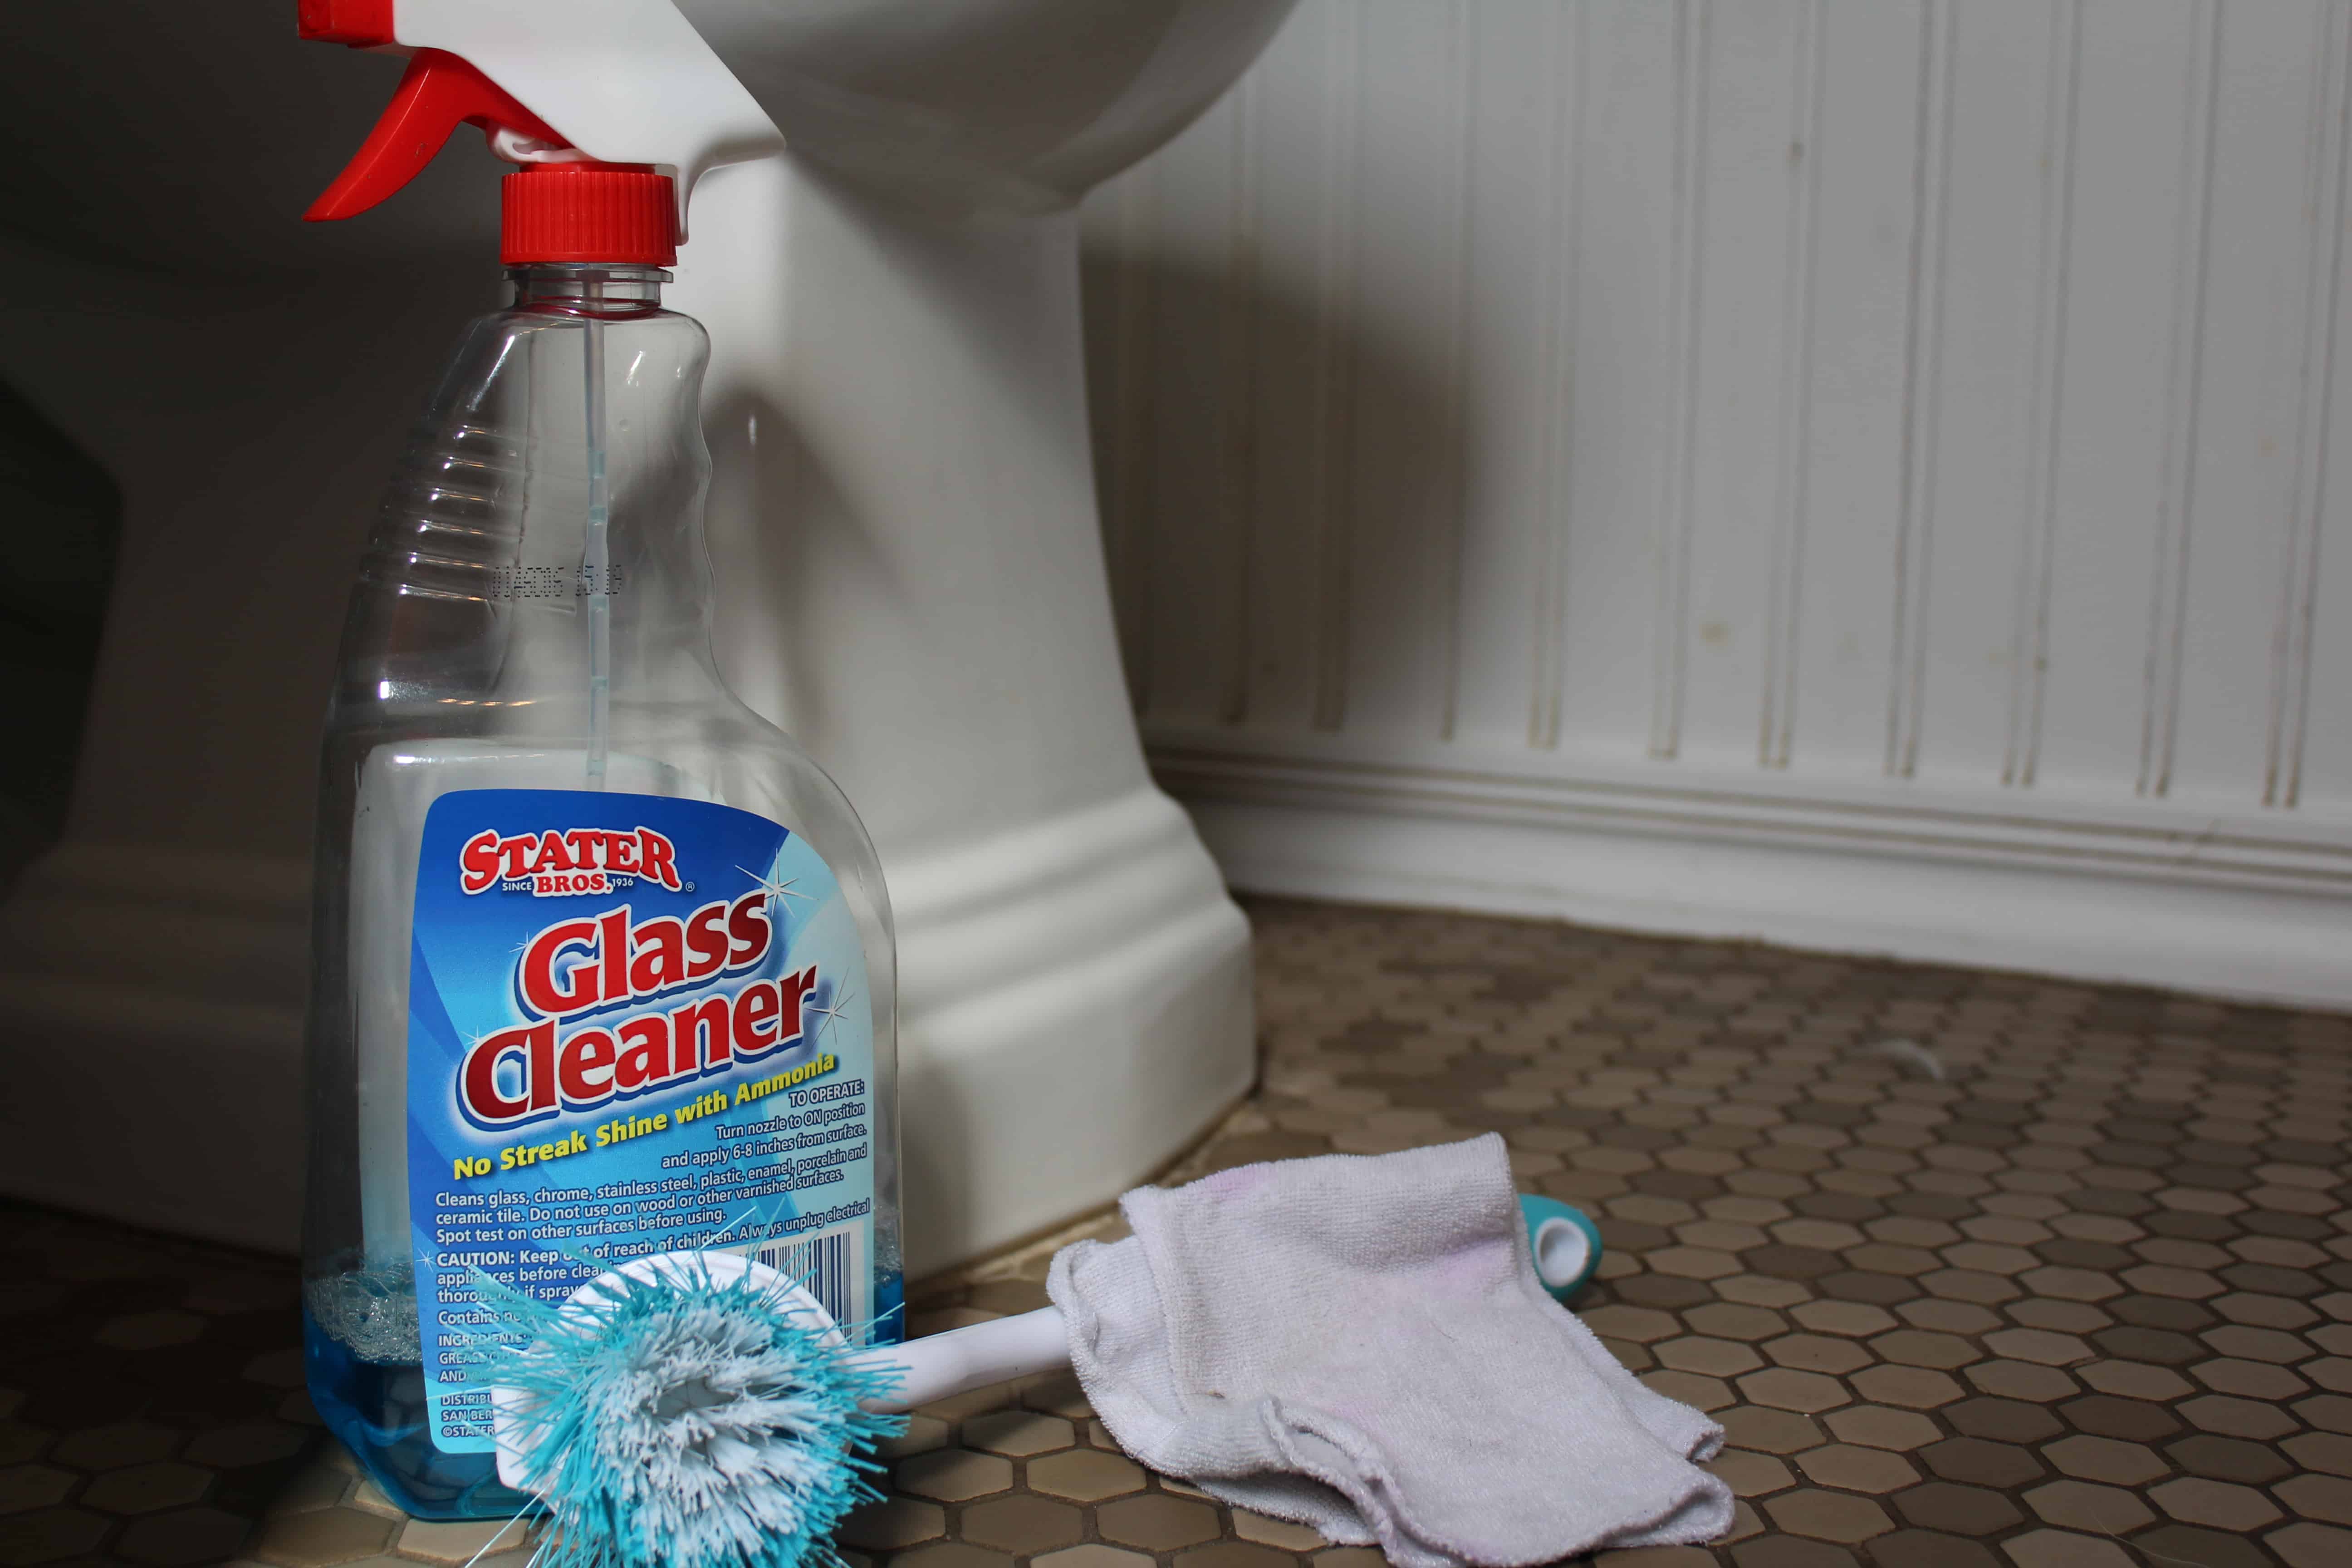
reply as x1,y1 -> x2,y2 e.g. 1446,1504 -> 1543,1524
1079,0 -> 2352,1004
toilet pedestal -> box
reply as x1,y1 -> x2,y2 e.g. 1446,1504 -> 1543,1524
682,160 -> 1255,1272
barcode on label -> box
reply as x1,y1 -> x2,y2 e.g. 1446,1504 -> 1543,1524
719,1220 -> 868,1343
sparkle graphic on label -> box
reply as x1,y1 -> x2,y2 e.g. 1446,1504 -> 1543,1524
811,986 -> 859,1043
738,856 -> 818,910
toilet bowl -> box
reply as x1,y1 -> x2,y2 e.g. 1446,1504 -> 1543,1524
0,0 -> 1292,1277
674,1 -> 1293,206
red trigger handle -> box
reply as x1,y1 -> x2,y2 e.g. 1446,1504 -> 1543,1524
306,49 -> 570,222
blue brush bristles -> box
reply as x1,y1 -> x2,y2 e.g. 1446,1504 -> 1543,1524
471,1254 -> 906,1568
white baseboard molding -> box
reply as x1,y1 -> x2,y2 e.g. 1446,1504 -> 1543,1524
0,789 -> 1254,1269
1153,740 -> 2352,1010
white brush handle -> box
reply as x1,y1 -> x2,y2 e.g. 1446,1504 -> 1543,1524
497,1253 -> 1074,1491
851,1305 -> 1072,1414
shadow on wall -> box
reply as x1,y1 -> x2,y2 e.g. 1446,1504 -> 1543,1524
1074,239 -> 1470,725
0,382 -> 119,890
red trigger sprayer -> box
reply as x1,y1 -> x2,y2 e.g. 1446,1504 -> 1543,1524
294,0 -> 783,243
304,43 -> 676,264
309,48 -> 568,216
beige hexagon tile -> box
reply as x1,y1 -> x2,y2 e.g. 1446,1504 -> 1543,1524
961,1411 -> 1075,1457
53,1421 -> 179,1471
2024,1478 -> 2154,1535
1706,1450 -> 1793,1499
394,1516 -> 534,1565
1028,1448 -> 1147,1503
0,1463 -> 76,1513
1821,1405 -> 1941,1452
1759,1488 -> 1893,1544
960,1493 -> 1084,1555
1097,1493 -> 1224,1551
264,1463 -> 350,1517
1658,1338 -> 1765,1378
1230,1508 -> 1326,1550
1034,1547 -> 1156,1568
1788,1301 -> 1896,1339
2076,1360 -> 2194,1401
2002,1526 -> 2140,1567
2149,1475 -> 2284,1533
1762,1335 -> 1872,1376
1737,1368 -> 1852,1414
248,1504 -> 399,1565
836,1495 -> 947,1551
2270,1520 -> 2352,1568
2276,1472 -> 2352,1526
2181,1393 -> 2298,1440
344,1477 -> 405,1521
1850,1365 -> 1966,1410
878,1413 -> 953,1460
79,1460 -> 211,1515
1792,1444 -> 1917,1494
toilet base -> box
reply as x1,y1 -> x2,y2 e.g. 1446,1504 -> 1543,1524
894,789 -> 1254,1276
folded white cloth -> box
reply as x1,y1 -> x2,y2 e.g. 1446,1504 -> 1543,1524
1048,1134 -> 1733,1567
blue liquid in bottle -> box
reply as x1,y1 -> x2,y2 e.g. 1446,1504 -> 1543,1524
302,1308 -> 531,1521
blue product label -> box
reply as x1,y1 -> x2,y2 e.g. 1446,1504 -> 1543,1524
406,789 -> 876,1454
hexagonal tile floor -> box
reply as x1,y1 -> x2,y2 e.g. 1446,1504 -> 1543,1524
0,1200 -> 318,1567
5,896 -> 2351,1566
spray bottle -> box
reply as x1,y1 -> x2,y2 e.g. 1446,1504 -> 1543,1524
291,16 -> 898,1520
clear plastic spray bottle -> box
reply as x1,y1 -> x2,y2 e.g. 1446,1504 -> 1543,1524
295,55 -> 901,1520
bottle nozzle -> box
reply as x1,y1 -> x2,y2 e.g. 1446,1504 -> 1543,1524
306,49 -> 570,223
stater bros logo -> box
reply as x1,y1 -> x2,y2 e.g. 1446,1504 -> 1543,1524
460,826 -> 685,898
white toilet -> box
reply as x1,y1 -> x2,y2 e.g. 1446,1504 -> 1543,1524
0,0 -> 1294,1276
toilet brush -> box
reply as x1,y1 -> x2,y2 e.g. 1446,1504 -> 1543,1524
479,1196 -> 1602,1568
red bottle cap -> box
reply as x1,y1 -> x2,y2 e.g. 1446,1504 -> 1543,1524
502,164 -> 677,267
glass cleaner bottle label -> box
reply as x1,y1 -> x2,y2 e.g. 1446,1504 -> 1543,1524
404,788 -> 876,1454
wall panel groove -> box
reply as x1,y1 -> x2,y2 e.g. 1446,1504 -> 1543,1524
1761,0 -> 1825,771
2141,0 -> 2220,800
1528,0 -> 1584,753
1310,0 -> 1363,734
1436,0 -> 1477,741
2270,0 -> 2352,808
2004,0 -> 2082,790
1887,0 -> 1955,781
1651,0 -> 1711,762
